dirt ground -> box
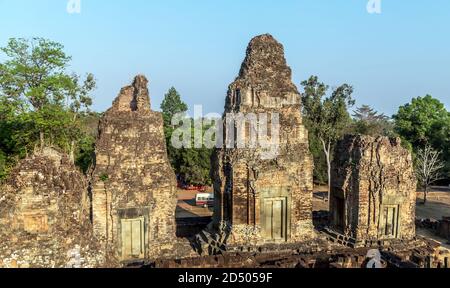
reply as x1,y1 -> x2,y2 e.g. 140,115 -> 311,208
415,187 -> 450,220
312,185 -> 330,211
176,188 -> 213,219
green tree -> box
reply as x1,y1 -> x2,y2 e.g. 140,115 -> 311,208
301,76 -> 355,199
160,87 -> 188,127
74,112 -> 102,174
160,87 -> 188,170
179,145 -> 213,186
160,88 -> 213,186
0,38 -> 96,179
0,149 -> 7,180
0,84 -> 32,179
352,105 -> 395,137
0,38 -> 95,153
393,95 -> 450,180
170,118 -> 214,186
308,133 -> 328,185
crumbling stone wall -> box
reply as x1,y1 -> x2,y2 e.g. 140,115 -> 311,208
89,75 -> 178,262
0,148 -> 105,268
154,237 -> 449,268
211,34 -> 315,247
330,135 -> 416,244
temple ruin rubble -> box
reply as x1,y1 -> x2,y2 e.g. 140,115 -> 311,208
0,148 -> 104,268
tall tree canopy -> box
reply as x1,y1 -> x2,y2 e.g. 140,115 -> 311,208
160,87 -> 188,127
393,95 -> 449,147
160,87 -> 212,186
352,105 -> 395,137
393,95 -> 450,180
301,76 -> 355,197
0,38 -> 96,180
160,87 -> 188,170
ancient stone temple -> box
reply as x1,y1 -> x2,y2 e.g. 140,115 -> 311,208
210,34 -> 315,248
90,75 -> 178,262
330,135 -> 417,245
0,148 -> 104,268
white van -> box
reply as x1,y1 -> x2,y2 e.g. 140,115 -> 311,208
195,193 -> 214,208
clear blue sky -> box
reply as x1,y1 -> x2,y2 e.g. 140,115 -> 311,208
0,0 -> 449,116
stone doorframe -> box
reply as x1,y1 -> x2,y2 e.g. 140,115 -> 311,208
378,203 -> 401,240
116,207 -> 151,261
259,187 -> 292,243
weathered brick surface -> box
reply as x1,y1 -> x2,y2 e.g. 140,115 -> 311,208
0,148 -> 105,268
211,34 -> 315,247
330,135 -> 417,243
89,75 -> 178,262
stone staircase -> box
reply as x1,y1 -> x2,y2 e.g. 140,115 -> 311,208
192,225 -> 229,256
323,227 -> 358,247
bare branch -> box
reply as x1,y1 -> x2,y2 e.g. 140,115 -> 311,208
415,145 -> 445,188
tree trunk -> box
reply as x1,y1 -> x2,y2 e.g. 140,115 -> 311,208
321,138 -> 332,202
69,140 -> 75,164
39,131 -> 45,151
325,149 -> 331,202
423,186 -> 428,205
70,113 -> 78,164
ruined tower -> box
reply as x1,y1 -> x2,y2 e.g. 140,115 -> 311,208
0,148 -> 103,268
90,75 -> 178,261
330,135 -> 417,246
211,34 -> 315,247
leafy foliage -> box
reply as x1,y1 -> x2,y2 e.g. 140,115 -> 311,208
351,105 -> 395,137
160,87 -> 213,186
73,112 -> 101,174
161,87 -> 188,127
393,95 -> 450,181
393,95 -> 449,146
179,145 -> 213,186
0,38 -> 96,180
308,133 -> 328,185
301,76 -> 355,191
0,149 -> 7,180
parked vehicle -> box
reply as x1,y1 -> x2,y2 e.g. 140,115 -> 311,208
188,185 -> 207,192
195,193 -> 214,208
177,181 -> 207,192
